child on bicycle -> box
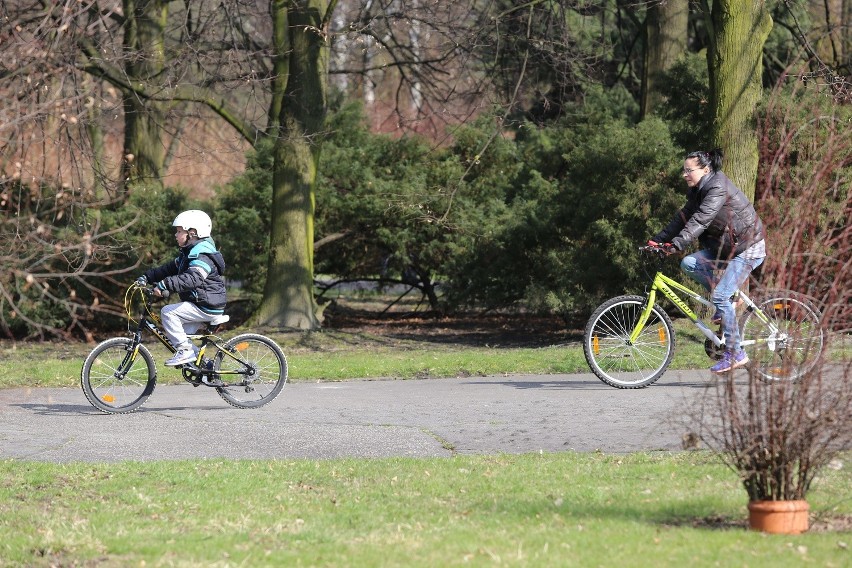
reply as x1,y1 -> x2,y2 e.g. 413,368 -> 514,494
649,148 -> 766,373
136,210 -> 227,366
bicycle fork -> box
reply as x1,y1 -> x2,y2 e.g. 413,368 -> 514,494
116,331 -> 144,379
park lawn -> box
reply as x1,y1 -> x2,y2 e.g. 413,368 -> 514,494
0,320 -> 711,389
1,452 -> 849,567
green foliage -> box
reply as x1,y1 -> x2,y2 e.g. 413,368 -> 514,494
315,103 -> 516,308
0,180 -> 143,338
189,76 -> 845,329
104,185 -> 194,266
214,139 -> 274,295
312,91 -> 685,319
446,100 -> 683,317
655,51 -> 711,151
0,175 -> 211,338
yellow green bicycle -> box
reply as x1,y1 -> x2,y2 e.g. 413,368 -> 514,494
583,246 -> 824,389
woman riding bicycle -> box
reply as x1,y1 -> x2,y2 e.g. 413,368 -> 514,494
649,148 -> 766,373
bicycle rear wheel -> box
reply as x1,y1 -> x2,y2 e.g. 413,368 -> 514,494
740,292 -> 824,382
583,295 -> 675,388
81,337 -> 157,414
214,333 -> 287,408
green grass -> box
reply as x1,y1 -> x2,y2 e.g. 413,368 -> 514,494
1,452 -> 849,567
0,320 -> 715,389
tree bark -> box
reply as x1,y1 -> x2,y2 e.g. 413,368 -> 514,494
641,0 -> 689,118
846,0 -> 852,69
808,0 -> 845,68
254,0 -> 330,329
707,0 -> 772,200
120,0 -> 167,191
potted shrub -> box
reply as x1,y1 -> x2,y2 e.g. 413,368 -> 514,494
694,354 -> 851,534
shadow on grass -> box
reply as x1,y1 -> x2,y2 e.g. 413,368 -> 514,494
659,514 -> 747,531
661,512 -> 852,533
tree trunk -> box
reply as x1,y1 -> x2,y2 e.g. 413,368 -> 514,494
641,0 -> 689,118
254,0 -> 330,329
846,0 -> 852,69
120,0 -> 167,191
809,0 -> 845,68
84,78 -> 106,198
707,0 -> 772,200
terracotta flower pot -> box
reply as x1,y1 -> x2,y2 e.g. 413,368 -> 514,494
747,500 -> 809,534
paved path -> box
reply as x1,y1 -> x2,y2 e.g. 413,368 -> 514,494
0,370 -> 716,462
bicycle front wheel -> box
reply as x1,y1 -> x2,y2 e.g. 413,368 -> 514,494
584,295 -> 675,389
81,337 -> 157,414
214,333 -> 287,409
740,292 -> 824,382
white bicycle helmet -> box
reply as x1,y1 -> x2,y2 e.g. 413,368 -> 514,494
172,210 -> 212,238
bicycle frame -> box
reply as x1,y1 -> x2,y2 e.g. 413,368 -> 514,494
120,286 -> 251,383
630,270 -> 780,349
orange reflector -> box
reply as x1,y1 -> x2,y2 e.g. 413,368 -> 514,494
102,394 -> 115,403
235,342 -> 250,351
592,336 -> 600,355
658,327 -> 666,343
774,303 -> 789,310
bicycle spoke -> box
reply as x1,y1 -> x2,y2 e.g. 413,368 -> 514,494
584,296 -> 674,388
740,294 -> 824,382
81,338 -> 157,414
214,334 -> 287,409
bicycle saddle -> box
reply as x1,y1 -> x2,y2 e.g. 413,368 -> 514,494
208,314 -> 230,326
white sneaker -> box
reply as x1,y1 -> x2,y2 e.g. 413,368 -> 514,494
165,346 -> 197,367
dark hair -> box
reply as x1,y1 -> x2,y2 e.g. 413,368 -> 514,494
686,148 -> 723,172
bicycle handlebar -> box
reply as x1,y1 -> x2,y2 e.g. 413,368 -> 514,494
638,244 -> 676,257
130,282 -> 169,301
125,283 -> 169,324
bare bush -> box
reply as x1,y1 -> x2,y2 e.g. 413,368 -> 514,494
687,77 -> 851,505
697,359 -> 851,502
756,76 -> 851,335
0,181 -> 140,340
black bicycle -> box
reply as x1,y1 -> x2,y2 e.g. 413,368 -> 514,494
81,282 -> 288,413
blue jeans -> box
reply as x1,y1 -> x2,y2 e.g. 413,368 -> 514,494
681,250 -> 765,352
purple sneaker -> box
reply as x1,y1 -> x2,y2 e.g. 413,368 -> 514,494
710,350 -> 749,374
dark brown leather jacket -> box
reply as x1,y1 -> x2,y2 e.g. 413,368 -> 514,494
653,171 -> 765,259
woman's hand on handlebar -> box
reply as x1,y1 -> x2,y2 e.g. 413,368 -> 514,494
643,240 -> 678,255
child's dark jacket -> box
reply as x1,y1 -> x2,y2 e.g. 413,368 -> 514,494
144,238 -> 227,315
